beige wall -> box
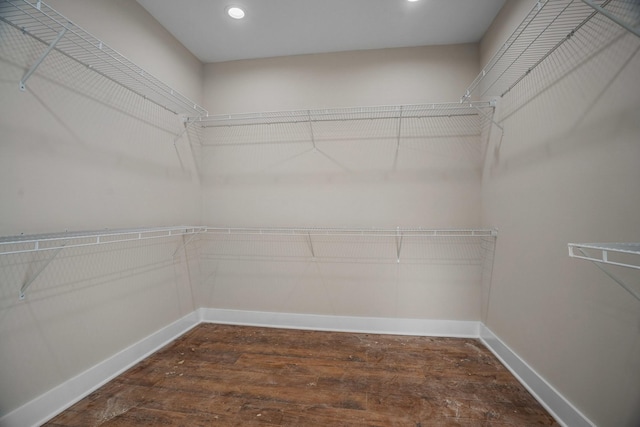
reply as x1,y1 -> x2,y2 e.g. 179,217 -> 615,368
196,46 -> 487,319
480,1 -> 640,426
201,45 -> 481,227
204,44 -> 478,114
0,0 -> 202,415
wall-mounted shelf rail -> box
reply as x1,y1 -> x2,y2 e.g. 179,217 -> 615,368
461,0 -> 640,102
0,0 -> 208,117
189,102 -> 494,128
0,226 -> 205,256
568,243 -> 640,270
568,242 -> 640,301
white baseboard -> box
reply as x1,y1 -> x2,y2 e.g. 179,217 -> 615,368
198,308 -> 481,338
479,324 -> 595,427
1,310 -> 595,427
0,311 -> 200,427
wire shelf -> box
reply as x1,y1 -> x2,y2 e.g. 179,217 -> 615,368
189,102 -> 494,128
0,0 -> 208,117
0,226 -> 205,255
462,0 -> 640,101
200,227 -> 497,238
192,103 -> 496,164
196,227 -> 497,265
568,242 -> 640,270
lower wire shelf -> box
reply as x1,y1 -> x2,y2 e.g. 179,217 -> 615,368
1,226 -> 497,299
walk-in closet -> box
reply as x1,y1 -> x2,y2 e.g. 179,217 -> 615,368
1,0 -> 639,426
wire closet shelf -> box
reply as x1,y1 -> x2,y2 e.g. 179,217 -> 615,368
188,102 -> 495,128
568,243 -> 640,270
196,227 -> 497,266
199,227 -> 497,238
0,226 -> 497,256
0,226 -> 205,256
461,0 -> 640,102
0,0 -> 208,117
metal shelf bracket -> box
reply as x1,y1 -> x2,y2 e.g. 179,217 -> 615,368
20,25 -> 68,91
307,232 -> 316,260
172,231 -> 202,258
19,244 -> 65,300
396,228 -> 403,263
568,243 -> 640,302
307,110 -> 317,151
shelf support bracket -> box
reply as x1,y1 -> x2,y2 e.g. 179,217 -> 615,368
472,103 -> 503,131
19,244 -> 66,300
307,111 -> 317,150
581,0 -> 640,38
393,107 -> 403,170
395,228 -> 403,263
172,231 -> 202,258
575,248 -> 640,302
307,232 -> 316,260
20,26 -> 68,91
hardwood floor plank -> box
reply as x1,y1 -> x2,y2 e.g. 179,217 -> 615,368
45,324 -> 559,426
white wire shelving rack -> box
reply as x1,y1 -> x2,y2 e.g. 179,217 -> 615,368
568,243 -> 640,270
189,102 -> 495,128
0,226 -> 204,299
1,226 -> 497,299
189,102 -> 499,159
568,243 -> 640,301
199,227 -> 496,238
0,0 -> 208,117
0,226 -> 205,256
196,227 -> 498,265
461,0 -> 640,102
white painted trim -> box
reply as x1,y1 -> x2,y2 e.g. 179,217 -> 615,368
0,312 -> 200,427
198,308 -> 480,337
479,324 -> 595,427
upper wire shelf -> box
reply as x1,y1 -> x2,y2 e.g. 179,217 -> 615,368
0,0 -> 208,117
188,102 -> 495,128
0,226 -> 205,256
461,0 -> 640,102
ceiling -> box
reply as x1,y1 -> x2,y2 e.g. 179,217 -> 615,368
136,0 -> 506,63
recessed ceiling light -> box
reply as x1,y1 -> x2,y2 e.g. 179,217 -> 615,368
407,0 -> 420,2
226,6 -> 245,19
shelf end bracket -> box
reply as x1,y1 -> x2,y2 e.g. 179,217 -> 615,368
307,232 -> 316,260
572,247 -> 640,302
172,230 -> 203,258
396,228 -> 403,263
19,244 -> 66,300
20,26 -> 68,91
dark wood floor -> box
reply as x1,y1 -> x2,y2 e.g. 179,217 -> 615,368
46,324 -> 558,426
